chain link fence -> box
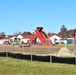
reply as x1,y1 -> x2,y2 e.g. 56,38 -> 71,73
0,44 -> 76,64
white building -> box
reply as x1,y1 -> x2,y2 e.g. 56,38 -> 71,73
49,35 -> 61,44
17,34 -> 37,43
0,35 -> 14,44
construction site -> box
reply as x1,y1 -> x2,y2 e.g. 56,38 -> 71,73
11,27 -> 53,47
0,27 -> 76,64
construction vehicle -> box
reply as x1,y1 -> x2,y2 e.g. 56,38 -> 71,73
35,27 -> 52,45
11,27 -> 52,46
21,38 -> 34,47
12,38 -> 33,47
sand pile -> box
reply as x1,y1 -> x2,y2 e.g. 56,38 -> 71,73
57,47 -> 72,57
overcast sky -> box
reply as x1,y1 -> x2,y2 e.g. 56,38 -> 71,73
0,0 -> 76,35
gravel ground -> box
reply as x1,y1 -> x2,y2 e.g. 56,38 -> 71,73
0,44 -> 76,56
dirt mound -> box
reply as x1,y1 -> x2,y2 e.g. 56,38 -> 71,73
57,47 -> 72,57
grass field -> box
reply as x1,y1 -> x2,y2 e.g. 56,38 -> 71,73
0,57 -> 76,75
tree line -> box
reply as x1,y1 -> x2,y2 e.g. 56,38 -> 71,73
0,25 -> 76,39
59,25 -> 76,39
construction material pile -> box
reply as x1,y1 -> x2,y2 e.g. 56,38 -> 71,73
57,47 -> 72,57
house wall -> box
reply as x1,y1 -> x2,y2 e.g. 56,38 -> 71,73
49,35 -> 61,44
0,36 -> 15,44
17,35 -> 23,39
36,38 -> 41,44
22,38 -> 30,43
0,39 -> 9,44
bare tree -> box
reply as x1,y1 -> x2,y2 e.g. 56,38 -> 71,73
13,32 -> 22,36
60,25 -> 68,39
0,32 -> 5,39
